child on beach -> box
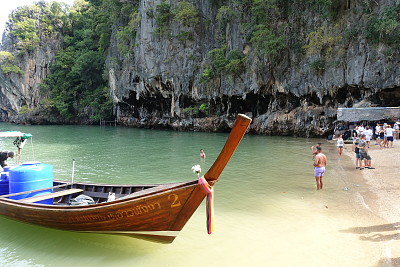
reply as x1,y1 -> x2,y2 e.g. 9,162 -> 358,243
352,138 -> 361,169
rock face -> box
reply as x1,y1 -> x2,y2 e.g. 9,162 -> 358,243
106,0 -> 400,136
0,13 -> 63,123
1,0 -> 400,136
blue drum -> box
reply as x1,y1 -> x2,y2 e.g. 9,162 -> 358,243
0,172 -> 9,195
9,162 -> 54,204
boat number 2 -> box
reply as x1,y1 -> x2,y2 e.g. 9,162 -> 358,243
168,194 -> 181,208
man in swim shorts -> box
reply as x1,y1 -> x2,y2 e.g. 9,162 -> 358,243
313,146 -> 327,190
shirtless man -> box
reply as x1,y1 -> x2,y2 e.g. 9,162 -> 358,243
313,146 -> 327,190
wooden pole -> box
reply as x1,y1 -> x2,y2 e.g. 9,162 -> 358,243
71,159 -> 75,184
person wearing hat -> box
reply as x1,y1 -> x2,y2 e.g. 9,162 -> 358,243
0,151 -> 15,168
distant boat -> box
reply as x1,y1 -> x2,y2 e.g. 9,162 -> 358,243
0,114 -> 251,243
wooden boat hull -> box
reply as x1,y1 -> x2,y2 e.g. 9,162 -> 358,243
0,180 -> 205,243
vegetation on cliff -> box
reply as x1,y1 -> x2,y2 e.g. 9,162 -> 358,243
0,51 -> 23,75
41,0 -> 115,122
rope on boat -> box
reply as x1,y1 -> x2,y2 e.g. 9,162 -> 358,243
198,176 -> 215,235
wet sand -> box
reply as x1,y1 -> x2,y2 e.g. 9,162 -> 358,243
340,140 -> 400,266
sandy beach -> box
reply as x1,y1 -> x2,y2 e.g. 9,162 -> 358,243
340,140 -> 400,265
342,141 -> 400,223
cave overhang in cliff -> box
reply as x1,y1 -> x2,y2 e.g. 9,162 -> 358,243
337,107 -> 400,122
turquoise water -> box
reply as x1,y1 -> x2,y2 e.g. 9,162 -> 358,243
0,123 -> 389,266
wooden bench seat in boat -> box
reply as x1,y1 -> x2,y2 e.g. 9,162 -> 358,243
18,188 -> 84,203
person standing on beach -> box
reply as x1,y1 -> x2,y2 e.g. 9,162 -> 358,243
313,146 -> 327,190
335,134 -> 344,159
352,138 -> 361,169
385,124 -> 394,148
379,127 -> 385,149
374,124 -> 381,145
365,126 -> 373,148
394,122 -> 399,140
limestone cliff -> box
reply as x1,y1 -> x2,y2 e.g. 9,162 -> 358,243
1,0 -> 399,137
0,2 -> 63,123
106,0 -> 400,136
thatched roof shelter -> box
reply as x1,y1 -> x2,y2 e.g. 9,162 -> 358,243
337,107 -> 400,122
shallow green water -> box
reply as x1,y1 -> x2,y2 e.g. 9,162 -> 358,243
0,123 -> 390,266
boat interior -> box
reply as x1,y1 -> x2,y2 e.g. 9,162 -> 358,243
47,180 -> 197,206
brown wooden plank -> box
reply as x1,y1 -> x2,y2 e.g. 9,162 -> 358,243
18,188 -> 84,203
0,183 -> 73,198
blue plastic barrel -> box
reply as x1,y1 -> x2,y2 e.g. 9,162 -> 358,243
0,172 -> 9,195
9,162 -> 54,204
0,168 -> 11,196
2,166 -> 11,172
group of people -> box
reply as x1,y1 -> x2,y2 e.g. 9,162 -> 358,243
352,135 -> 375,170
374,123 -> 397,149
310,128 -> 381,190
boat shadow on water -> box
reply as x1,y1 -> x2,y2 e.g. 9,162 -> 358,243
0,216 -> 166,259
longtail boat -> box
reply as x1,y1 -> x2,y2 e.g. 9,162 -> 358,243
0,114 -> 251,243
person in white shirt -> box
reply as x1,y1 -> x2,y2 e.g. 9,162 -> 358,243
374,124 -> 381,145
335,134 -> 344,159
394,122 -> 399,140
357,125 -> 365,136
364,126 -> 373,148
385,125 -> 394,148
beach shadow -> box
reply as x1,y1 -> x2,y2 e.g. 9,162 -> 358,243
340,222 -> 400,242
374,257 -> 400,267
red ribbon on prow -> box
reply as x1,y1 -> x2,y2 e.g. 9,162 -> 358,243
198,176 -> 215,234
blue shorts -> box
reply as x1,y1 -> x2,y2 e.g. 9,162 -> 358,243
387,136 -> 393,142
355,153 -> 360,159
